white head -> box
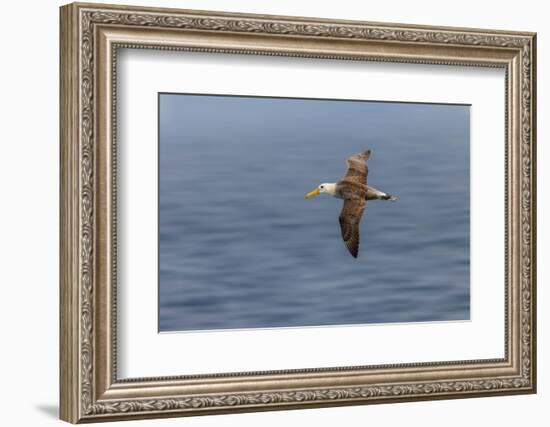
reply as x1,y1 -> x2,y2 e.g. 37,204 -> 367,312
304,183 -> 337,199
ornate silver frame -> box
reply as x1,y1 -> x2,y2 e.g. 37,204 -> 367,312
60,2 -> 537,423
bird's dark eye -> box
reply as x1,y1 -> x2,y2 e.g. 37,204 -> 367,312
321,186 -> 324,189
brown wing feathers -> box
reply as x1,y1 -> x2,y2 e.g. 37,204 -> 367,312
339,199 -> 365,258
338,150 -> 370,258
341,149 -> 370,185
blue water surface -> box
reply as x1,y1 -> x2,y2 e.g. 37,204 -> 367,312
159,94 -> 470,332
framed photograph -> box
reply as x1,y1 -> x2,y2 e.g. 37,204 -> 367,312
59,2 -> 537,423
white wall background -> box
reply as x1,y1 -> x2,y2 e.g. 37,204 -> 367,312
0,0 -> 545,426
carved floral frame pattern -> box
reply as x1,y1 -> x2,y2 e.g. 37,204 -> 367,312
60,2 -> 536,423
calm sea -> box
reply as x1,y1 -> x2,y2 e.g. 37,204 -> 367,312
159,94 -> 470,332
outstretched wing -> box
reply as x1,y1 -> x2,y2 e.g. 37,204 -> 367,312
341,150 -> 370,185
337,150 -> 370,257
338,198 -> 366,258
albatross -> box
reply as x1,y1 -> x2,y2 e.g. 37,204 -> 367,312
304,150 -> 396,258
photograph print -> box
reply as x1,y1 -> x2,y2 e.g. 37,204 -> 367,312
159,93 -> 470,332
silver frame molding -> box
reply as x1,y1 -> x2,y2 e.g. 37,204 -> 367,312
60,2 -> 537,423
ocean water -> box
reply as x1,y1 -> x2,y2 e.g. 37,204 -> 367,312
159,94 -> 470,332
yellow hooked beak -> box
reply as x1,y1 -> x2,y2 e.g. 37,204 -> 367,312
304,187 -> 321,199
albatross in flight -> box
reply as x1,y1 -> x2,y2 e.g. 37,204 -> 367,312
304,150 -> 396,258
